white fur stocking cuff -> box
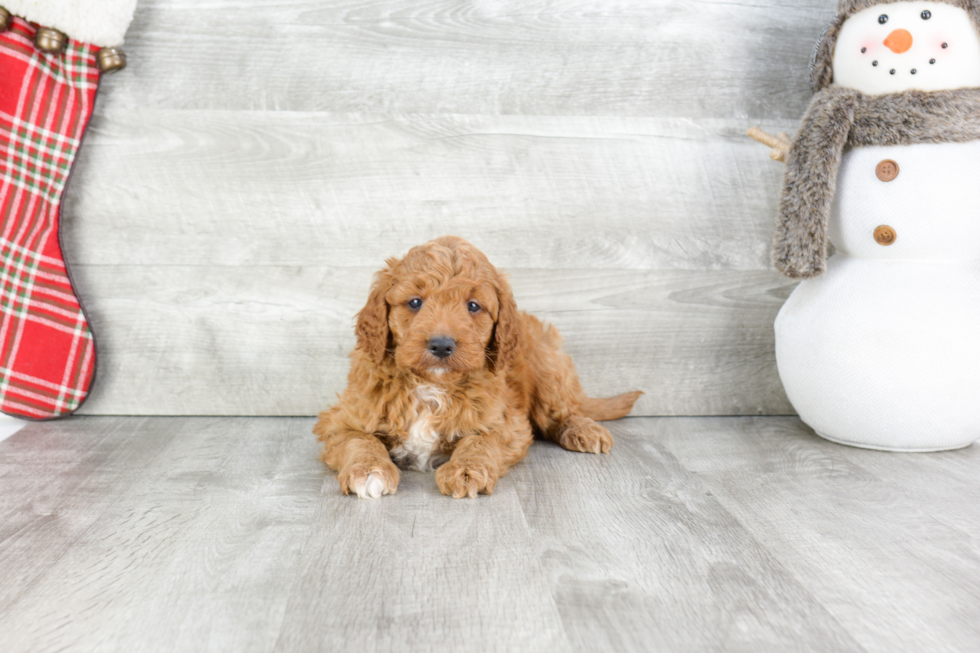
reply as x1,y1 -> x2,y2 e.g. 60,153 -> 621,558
4,0 -> 137,47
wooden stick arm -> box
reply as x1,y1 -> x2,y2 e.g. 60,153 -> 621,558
747,126 -> 791,163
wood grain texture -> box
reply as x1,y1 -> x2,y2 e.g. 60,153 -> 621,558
64,112 -> 791,270
655,417 -> 980,653
0,417 -> 323,652
54,0 -> 831,415
69,266 -> 794,416
274,465 -> 569,653
100,0 -> 828,119
3,416 -> 979,651
0,417 -> 171,614
508,429 -> 862,652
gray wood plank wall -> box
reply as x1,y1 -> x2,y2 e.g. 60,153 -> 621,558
60,0 -> 838,416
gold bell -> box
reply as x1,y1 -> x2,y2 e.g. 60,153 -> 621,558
0,7 -> 12,32
96,46 -> 126,73
35,27 -> 68,54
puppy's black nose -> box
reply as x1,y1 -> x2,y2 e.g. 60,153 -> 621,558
427,336 -> 456,360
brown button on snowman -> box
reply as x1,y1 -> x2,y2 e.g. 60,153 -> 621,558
875,159 -> 899,181
751,0 -> 980,450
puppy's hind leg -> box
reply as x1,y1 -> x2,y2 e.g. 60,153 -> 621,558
525,321 -> 642,454
545,389 -> 643,454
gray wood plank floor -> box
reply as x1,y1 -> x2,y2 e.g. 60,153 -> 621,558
2,417 -> 978,652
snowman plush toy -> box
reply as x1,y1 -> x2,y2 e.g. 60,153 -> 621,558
768,0 -> 980,451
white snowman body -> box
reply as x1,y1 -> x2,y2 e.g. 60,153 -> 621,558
775,1 -> 980,450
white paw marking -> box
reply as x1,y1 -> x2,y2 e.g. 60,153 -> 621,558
352,473 -> 387,499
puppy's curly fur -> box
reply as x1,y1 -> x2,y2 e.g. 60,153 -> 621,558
314,236 -> 642,499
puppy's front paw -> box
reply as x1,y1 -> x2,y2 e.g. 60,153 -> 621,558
558,415 -> 613,454
339,459 -> 400,499
435,459 -> 498,499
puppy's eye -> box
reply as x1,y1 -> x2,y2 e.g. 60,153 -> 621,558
408,298 -> 423,310
467,301 -> 481,313
921,10 -> 931,19
879,14 -> 888,24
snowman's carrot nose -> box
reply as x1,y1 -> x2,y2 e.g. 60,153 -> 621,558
884,29 -> 913,53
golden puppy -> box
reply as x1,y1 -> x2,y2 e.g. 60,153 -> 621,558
314,236 -> 642,499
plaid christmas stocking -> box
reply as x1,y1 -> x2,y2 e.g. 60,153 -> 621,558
0,2 -> 134,419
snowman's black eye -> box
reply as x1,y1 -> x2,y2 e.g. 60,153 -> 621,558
879,14 -> 889,24
861,47 -> 867,53
942,42 -> 949,48
921,10 -> 932,19
930,58 -> 936,64
873,60 -> 879,66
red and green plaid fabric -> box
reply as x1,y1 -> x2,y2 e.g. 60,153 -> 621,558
0,17 -> 99,419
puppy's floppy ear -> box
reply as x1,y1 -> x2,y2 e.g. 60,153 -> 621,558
489,274 -> 522,372
355,268 -> 393,366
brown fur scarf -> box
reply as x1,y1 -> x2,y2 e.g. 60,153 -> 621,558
774,85 -> 980,278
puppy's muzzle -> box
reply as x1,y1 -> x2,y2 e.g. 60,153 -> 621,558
427,336 -> 456,360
